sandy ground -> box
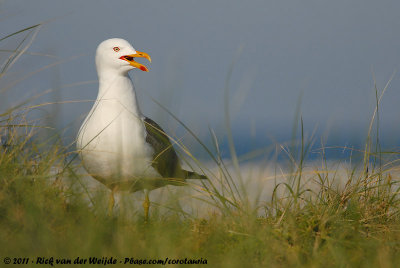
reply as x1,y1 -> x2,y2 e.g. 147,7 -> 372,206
52,158 -> 364,219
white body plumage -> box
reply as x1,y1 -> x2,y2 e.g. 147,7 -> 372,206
76,39 -> 159,186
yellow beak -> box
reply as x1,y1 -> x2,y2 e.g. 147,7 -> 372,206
119,51 -> 152,72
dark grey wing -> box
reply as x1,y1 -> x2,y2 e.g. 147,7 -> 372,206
143,117 -> 185,178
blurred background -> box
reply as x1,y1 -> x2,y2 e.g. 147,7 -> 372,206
1,0 -> 400,159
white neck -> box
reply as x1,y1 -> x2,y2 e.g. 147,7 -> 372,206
97,71 -> 142,117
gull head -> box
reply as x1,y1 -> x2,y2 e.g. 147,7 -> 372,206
95,38 -> 151,75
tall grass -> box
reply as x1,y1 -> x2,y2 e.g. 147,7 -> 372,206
1,26 -> 400,267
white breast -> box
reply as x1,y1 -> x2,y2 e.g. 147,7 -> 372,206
76,76 -> 160,183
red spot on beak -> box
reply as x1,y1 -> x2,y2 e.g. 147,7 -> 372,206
140,66 -> 148,72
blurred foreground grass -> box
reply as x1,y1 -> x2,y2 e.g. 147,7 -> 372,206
1,25 -> 400,268
1,123 -> 400,268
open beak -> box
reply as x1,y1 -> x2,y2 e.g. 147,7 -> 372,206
119,51 -> 152,72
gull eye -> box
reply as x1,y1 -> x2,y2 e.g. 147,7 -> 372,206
113,47 -> 120,52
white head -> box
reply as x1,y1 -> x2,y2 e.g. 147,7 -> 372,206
95,38 -> 151,76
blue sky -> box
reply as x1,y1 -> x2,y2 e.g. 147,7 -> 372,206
1,0 -> 400,156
